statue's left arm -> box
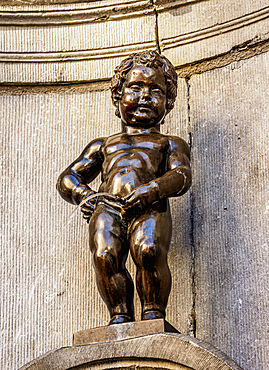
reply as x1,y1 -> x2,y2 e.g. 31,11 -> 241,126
157,136 -> 191,198
124,136 -> 191,209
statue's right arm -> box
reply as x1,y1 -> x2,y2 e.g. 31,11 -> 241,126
56,138 -> 105,205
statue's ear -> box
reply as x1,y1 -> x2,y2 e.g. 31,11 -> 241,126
117,89 -> 123,101
111,86 -> 122,117
166,99 -> 174,113
112,95 -> 119,108
115,107 -> 121,118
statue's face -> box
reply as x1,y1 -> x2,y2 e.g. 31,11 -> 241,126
119,65 -> 167,128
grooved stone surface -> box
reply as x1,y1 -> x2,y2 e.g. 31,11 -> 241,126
158,0 -> 269,67
1,1 -> 269,83
0,80 -> 192,370
190,52 -> 269,370
0,10 -> 156,83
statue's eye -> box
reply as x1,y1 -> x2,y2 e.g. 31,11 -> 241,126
151,87 -> 164,95
129,85 -> 141,92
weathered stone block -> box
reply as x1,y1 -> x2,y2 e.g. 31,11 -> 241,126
20,332 -> 243,370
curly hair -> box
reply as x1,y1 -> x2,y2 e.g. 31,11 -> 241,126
111,50 -> 178,117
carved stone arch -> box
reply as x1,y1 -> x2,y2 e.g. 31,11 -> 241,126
0,0 -> 268,83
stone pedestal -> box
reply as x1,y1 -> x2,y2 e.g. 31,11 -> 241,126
73,318 -> 179,346
20,320 -> 243,370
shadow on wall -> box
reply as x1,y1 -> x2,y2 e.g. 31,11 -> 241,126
192,116 -> 267,363
170,6 -> 192,17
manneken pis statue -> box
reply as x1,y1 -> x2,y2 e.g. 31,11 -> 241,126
57,50 -> 191,325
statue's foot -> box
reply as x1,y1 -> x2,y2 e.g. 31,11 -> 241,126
109,314 -> 132,325
142,310 -> 164,320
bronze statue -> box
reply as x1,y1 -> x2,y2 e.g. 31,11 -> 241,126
57,51 -> 191,325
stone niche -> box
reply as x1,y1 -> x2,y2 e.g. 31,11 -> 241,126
1,1 -> 269,370
0,0 -> 268,83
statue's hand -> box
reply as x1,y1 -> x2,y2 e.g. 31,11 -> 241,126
81,192 -> 126,222
123,182 -> 159,212
99,195 -> 125,214
80,192 -> 98,222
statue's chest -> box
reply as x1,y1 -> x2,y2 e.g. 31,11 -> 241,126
102,135 -> 167,173
104,135 -> 166,156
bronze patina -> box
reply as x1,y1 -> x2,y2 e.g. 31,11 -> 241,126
57,51 -> 191,325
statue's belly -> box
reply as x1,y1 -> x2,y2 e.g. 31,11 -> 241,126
100,151 -> 157,197
99,167 -> 143,197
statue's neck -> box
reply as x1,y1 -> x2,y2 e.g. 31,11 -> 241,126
122,123 -> 160,134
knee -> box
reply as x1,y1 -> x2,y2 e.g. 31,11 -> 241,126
94,247 -> 116,271
90,222 -> 115,270
139,241 -> 158,269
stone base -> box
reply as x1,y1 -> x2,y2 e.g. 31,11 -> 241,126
20,322 -> 243,370
73,318 -> 179,346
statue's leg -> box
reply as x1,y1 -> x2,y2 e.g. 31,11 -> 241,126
89,203 -> 134,324
129,200 -> 172,320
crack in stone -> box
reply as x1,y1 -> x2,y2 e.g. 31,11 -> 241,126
186,77 -> 196,338
152,0 -> 161,54
177,37 -> 269,78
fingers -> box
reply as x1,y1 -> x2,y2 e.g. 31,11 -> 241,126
123,190 -> 134,201
104,193 -> 126,205
123,187 -> 148,208
81,207 -> 94,222
80,194 -> 126,222
100,197 -> 124,212
81,199 -> 96,212
80,198 -> 96,222
82,212 -> 93,222
125,196 -> 145,209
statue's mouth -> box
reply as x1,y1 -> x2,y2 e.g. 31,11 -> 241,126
132,107 -> 154,117
137,107 -> 152,112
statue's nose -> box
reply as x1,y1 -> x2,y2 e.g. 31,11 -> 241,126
140,87 -> 150,102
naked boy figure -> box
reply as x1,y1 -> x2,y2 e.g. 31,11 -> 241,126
57,51 -> 191,325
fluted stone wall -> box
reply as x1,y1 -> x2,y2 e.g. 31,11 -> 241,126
1,1 -> 269,369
